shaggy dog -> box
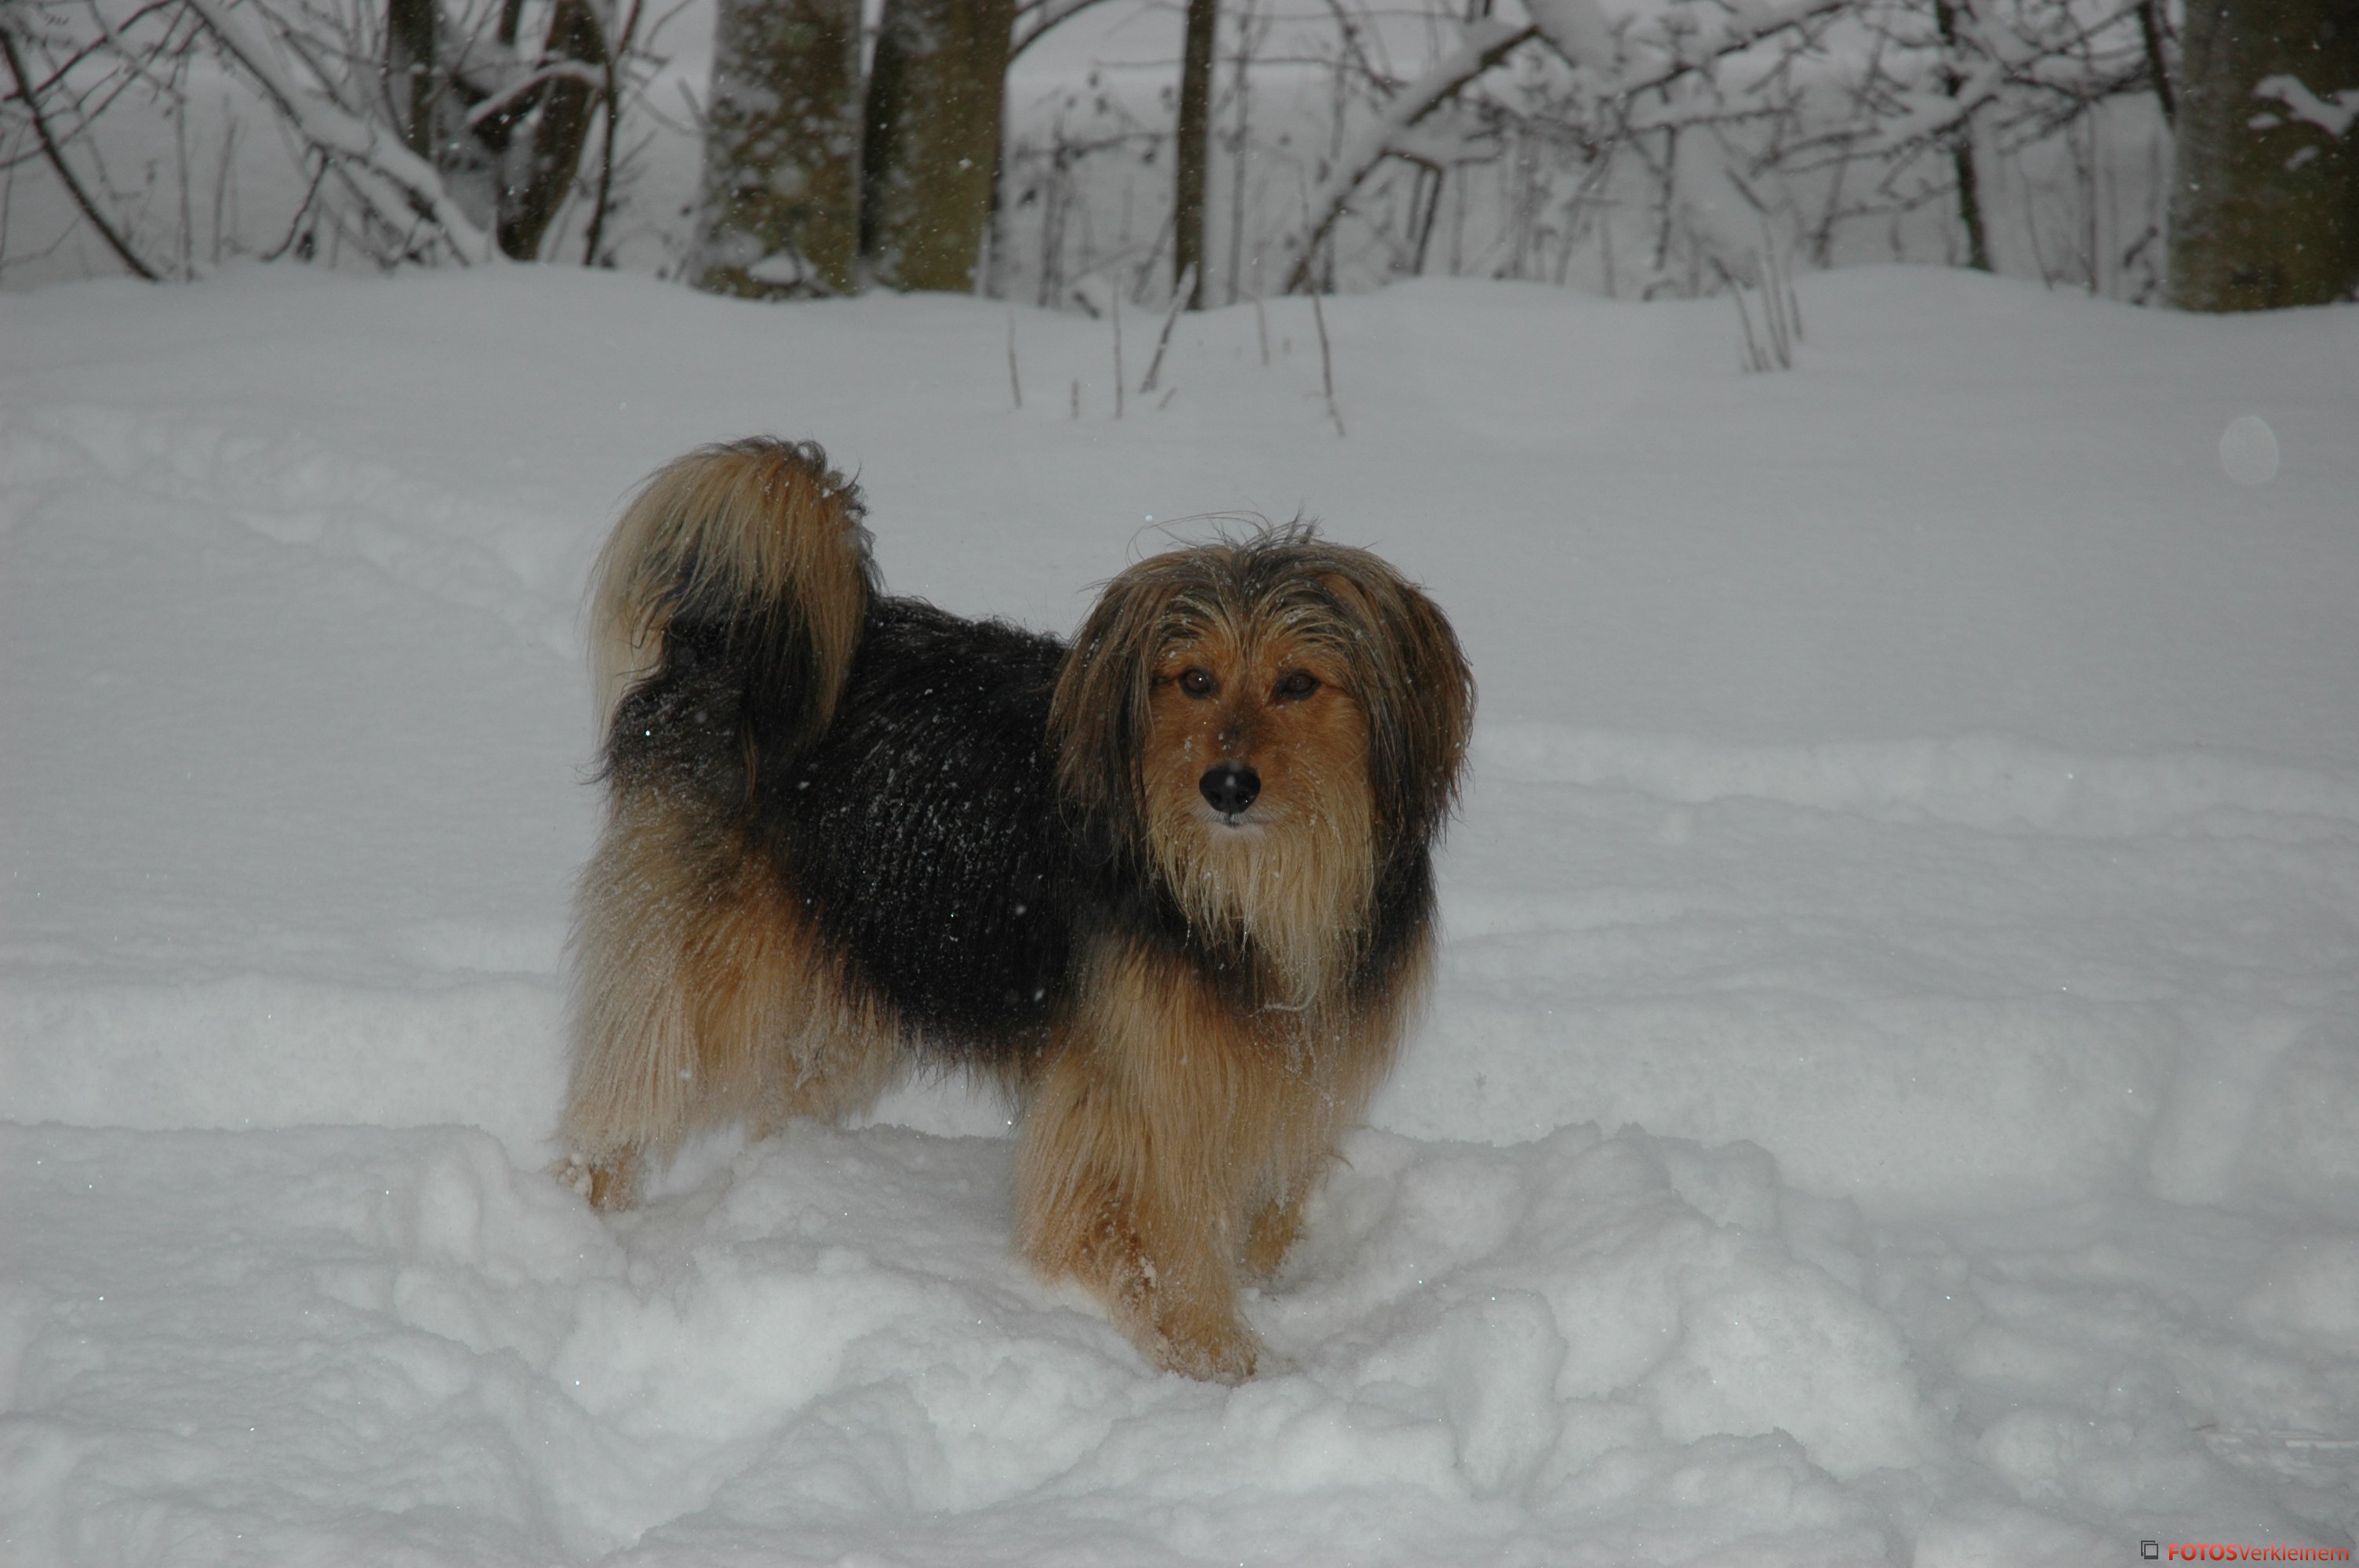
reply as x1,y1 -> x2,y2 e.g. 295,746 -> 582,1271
557,438 -> 1473,1381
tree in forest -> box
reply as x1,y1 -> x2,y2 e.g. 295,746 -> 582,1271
690,0 -> 865,297
1930,0 -> 1990,273
2168,0 -> 2359,310
338,0 -> 621,259
861,0 -> 1020,290
691,0 -> 1020,296
695,0 -> 1256,304
1171,0 -> 1216,309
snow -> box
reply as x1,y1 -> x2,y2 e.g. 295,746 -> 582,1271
5,262 -> 2358,1566
1522,0 -> 1616,71
2253,76 -> 2359,142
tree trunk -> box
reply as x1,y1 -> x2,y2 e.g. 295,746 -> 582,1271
860,0 -> 1018,292
1932,0 -> 1990,273
2168,0 -> 2359,310
496,0 -> 607,260
386,0 -> 437,162
2138,0 -> 2176,125
692,0 -> 864,297
1173,0 -> 1217,308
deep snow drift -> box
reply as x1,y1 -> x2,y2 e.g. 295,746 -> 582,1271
2,264 -> 2356,1567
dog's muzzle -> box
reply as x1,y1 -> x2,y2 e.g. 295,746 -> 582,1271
1198,761 -> 1261,819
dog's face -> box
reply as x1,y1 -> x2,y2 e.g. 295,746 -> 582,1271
1140,606 -> 1367,837
1051,530 -> 1473,1000
1136,595 -> 1378,998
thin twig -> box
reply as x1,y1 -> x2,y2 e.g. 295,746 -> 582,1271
1140,263 -> 1194,394
1720,261 -> 1765,372
1007,310 -> 1023,409
1309,291 -> 1343,437
581,0 -> 644,264
259,153 -> 329,261
210,98 -> 237,267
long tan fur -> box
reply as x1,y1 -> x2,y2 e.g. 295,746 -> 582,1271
1013,930 -> 1426,1381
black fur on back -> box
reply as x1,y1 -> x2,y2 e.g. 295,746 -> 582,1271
761,600 -> 1076,1057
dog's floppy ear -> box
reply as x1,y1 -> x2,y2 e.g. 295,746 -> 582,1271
1050,560 -> 1185,836
1316,553 -> 1474,855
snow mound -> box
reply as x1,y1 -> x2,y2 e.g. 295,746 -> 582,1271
0,1122 -> 1932,1564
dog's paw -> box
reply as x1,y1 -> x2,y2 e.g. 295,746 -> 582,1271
1154,1311 -> 1261,1385
551,1156 -> 595,1200
551,1150 -> 640,1211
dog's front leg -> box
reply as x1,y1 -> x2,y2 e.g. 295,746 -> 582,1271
1013,1022 -> 1260,1383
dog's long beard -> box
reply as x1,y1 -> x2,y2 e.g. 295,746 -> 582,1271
1147,782 -> 1376,1018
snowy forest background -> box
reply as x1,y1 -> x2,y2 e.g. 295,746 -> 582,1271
2,0 -> 2354,312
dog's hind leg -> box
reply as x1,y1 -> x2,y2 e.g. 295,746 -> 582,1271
558,798 -> 727,1209
559,801 -> 898,1210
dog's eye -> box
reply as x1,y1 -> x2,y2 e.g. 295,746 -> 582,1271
1274,670 -> 1320,701
1178,667 -> 1216,698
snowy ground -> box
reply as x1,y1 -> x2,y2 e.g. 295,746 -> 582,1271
3,264 -> 2357,1566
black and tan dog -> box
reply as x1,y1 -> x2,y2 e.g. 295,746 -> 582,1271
557,438 -> 1472,1381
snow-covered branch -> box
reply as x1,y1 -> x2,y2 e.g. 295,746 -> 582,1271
1281,0 -> 1856,293
1282,18 -> 1535,292
180,0 -> 497,263
2255,73 -> 2359,139
0,0 -> 663,274
463,60 -> 609,132
1831,56 -> 2006,158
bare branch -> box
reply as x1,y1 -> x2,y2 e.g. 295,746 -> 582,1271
1009,0 -> 1117,63
0,23 -> 162,278
1283,17 -> 1534,292
1281,0 -> 1859,295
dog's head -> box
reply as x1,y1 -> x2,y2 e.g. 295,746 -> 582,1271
1050,527 -> 1473,993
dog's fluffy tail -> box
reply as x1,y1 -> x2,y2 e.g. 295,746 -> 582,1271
589,437 -> 877,756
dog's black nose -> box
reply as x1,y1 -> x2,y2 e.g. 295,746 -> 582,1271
1199,761 -> 1261,817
